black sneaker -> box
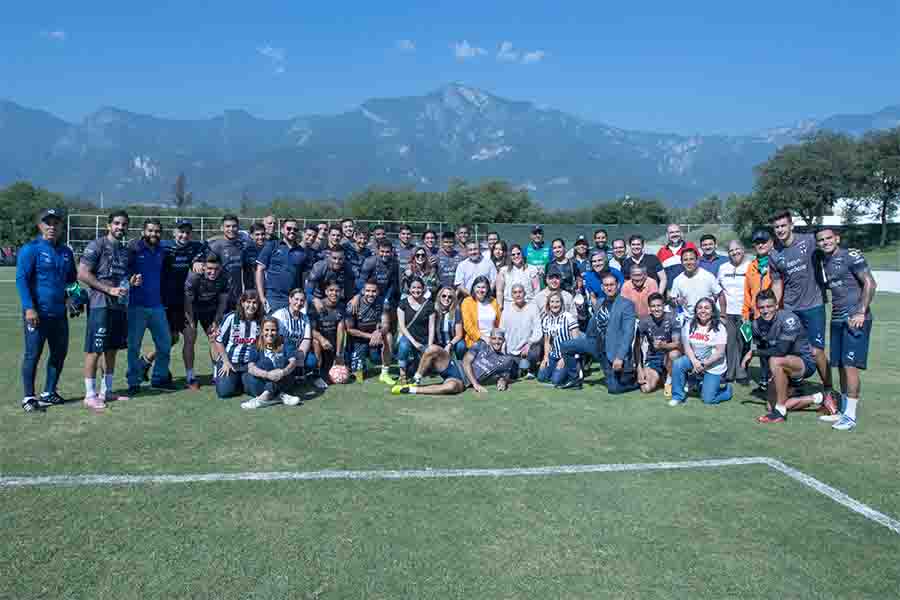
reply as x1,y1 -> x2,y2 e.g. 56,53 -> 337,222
38,392 -> 66,407
556,378 -> 583,390
140,356 -> 153,382
150,378 -> 179,391
22,398 -> 46,413
128,384 -> 142,397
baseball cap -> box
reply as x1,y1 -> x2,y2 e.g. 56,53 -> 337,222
751,229 -> 771,244
175,218 -> 193,230
575,235 -> 588,246
38,208 -> 63,223
545,268 -> 562,279
489,328 -> 506,339
531,225 -> 544,234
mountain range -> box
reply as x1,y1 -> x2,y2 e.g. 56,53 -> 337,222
2,84 -> 899,208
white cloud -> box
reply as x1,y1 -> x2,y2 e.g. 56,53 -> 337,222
41,30 -> 67,42
395,39 -> 416,52
454,40 -> 486,60
496,41 -> 519,62
256,44 -> 286,74
521,50 -> 547,64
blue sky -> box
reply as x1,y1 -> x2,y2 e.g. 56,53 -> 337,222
2,0 -> 898,135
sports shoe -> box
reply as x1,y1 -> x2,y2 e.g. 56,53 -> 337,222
150,379 -> 179,392
663,383 -> 672,399
524,372 -> 535,380
667,398 -> 684,407
818,412 -> 841,423
311,377 -> 328,391
38,391 -> 66,407
820,390 -> 839,416
22,397 -> 46,413
281,393 -> 302,407
241,394 -> 280,409
832,414 -> 856,431
391,384 -> 414,395
379,371 -> 397,386
140,356 -> 152,382
102,391 -> 129,403
187,381 -> 201,391
757,411 -> 786,424
354,370 -> 365,384
556,378 -> 583,390
397,374 -> 408,386
127,385 -> 141,397
83,394 -> 107,411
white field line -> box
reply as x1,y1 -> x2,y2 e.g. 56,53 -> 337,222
2,456 -> 898,535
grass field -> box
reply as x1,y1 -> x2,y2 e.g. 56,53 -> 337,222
2,279 -> 900,599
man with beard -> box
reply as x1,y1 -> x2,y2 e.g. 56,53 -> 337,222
255,217 -> 314,313
208,214 -> 246,312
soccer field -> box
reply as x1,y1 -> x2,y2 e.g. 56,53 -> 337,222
2,278 -> 900,599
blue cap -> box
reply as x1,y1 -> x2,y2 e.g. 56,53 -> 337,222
39,208 -> 63,223
175,218 -> 193,229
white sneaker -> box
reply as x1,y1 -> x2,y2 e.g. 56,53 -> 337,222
818,413 -> 841,423
281,392 -> 301,406
241,394 -> 280,409
832,414 -> 857,431
668,399 -> 685,407
311,377 -> 328,391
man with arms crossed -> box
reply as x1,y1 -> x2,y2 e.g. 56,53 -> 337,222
742,290 -> 819,424
392,328 -> 516,395
78,211 -> 140,410
16,209 -> 78,412
813,227 -> 876,430
769,210 -> 837,413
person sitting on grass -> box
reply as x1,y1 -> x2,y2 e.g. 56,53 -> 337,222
345,280 -> 395,385
242,317 -> 301,409
499,283 -> 543,379
213,291 -> 264,399
460,276 -> 501,348
538,291 -> 581,387
396,276 -> 435,384
271,288 -> 320,389
432,285 -> 467,360
635,292 -> 682,396
391,328 -> 516,396
669,297 -> 732,407
741,289 -> 820,424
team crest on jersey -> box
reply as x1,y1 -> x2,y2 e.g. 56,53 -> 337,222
785,317 -> 796,328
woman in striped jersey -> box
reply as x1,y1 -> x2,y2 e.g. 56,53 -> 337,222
213,290 -> 264,399
271,288 -> 325,390
538,291 -> 581,387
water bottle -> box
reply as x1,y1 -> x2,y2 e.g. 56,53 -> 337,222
119,277 -> 130,307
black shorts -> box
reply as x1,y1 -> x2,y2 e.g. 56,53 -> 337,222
84,307 -> 128,353
166,304 -> 187,335
193,310 -> 218,333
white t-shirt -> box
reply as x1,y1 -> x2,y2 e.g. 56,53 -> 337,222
500,264 -> 539,306
455,258 -> 498,294
682,322 -> 727,376
670,269 -> 720,320
717,260 -> 749,316
477,301 -> 497,340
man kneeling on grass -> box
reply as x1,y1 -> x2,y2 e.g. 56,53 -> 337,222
391,328 -> 516,395
741,289 -> 819,423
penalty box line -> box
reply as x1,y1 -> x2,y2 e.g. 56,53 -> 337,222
2,456 -> 898,536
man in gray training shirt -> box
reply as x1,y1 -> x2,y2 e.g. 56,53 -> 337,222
769,210 -> 834,409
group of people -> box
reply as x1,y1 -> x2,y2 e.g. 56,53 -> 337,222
16,209 -> 876,430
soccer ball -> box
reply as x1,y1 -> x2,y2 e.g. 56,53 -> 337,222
328,365 -> 350,384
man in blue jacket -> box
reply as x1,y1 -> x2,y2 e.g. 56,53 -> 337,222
559,273 -> 639,393
16,209 -> 78,412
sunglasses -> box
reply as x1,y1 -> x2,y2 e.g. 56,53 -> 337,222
284,226 -> 298,232
440,294 -> 453,299
415,253 -> 426,258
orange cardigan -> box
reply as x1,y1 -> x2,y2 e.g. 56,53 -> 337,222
742,258 -> 773,320
460,296 -> 501,347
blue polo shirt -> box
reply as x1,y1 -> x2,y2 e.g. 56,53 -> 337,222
699,253 -> 728,277
15,236 -> 77,318
256,240 -> 312,305
128,239 -> 165,308
582,268 -> 625,302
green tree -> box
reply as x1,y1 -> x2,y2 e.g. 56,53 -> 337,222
687,195 -> 724,223
173,173 -> 192,208
858,128 -> 900,247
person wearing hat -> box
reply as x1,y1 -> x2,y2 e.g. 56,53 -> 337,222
571,235 -> 591,274
391,328 -> 517,395
15,209 -> 78,412
140,218 -> 208,389
523,225 -> 551,286
742,228 -> 774,392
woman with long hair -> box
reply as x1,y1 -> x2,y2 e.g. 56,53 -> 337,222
213,290 -> 265,399
460,276 -> 501,348
495,243 -> 540,311
669,297 -> 733,406
396,276 -> 436,383
538,290 -> 580,386
490,240 -> 508,271
432,285 -> 466,360
243,317 -> 301,409
403,247 -> 439,300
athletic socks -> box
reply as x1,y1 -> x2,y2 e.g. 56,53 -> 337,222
413,374 -> 422,385
381,366 -> 390,375
665,374 -> 672,385
810,392 -> 824,406
186,368 -> 195,383
84,378 -> 97,397
844,397 -> 859,421
104,373 -> 114,394
775,404 -> 787,417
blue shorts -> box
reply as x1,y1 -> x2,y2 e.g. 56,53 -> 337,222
795,305 -> 826,349
84,307 -> 128,353
645,356 -> 666,378
439,359 -> 470,388
830,319 -> 871,370
350,340 -> 383,370
790,355 -> 818,384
